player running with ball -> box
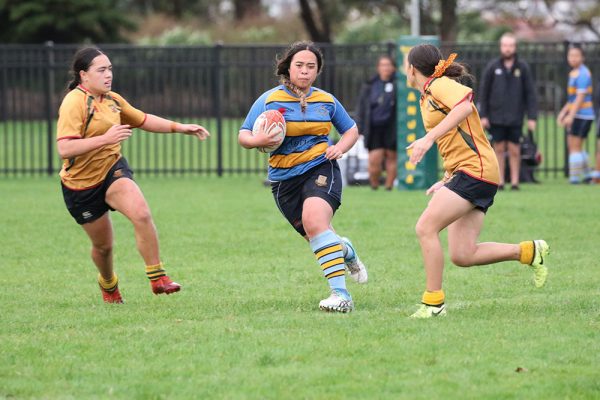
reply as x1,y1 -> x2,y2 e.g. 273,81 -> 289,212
404,44 -> 549,318
238,41 -> 367,313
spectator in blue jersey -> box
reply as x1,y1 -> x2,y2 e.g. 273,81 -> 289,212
238,41 -> 367,313
355,55 -> 398,190
557,45 -> 596,183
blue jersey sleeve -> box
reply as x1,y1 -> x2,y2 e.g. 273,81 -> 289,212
331,96 -> 356,135
241,91 -> 269,131
576,70 -> 592,92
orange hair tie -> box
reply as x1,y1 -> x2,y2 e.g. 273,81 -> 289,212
433,53 -> 457,78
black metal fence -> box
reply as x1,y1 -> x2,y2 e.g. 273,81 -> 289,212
0,41 -> 598,177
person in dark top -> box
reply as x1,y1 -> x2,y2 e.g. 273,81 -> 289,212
478,32 -> 538,190
356,55 -> 398,190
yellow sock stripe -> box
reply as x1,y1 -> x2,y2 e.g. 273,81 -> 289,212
422,290 -> 445,306
145,263 -> 163,273
321,257 -> 345,270
146,271 -> 166,281
98,273 -> 118,291
325,269 -> 346,279
519,241 -> 535,265
315,244 -> 343,259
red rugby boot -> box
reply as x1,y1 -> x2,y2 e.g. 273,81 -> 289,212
100,285 -> 124,304
151,276 -> 181,295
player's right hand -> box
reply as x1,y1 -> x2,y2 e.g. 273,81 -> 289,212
480,117 -> 490,129
104,124 -> 133,145
254,120 -> 283,147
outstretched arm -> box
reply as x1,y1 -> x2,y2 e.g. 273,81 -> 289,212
140,114 -> 210,140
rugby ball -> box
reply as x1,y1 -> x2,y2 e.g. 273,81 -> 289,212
252,110 -> 286,153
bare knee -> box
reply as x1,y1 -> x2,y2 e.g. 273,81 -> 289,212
130,207 -> 154,227
92,242 -> 113,257
415,219 -> 436,240
303,218 -> 328,239
449,250 -> 473,267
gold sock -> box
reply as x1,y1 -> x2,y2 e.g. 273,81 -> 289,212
422,290 -> 445,306
98,273 -> 118,292
145,262 -> 166,281
519,241 -> 535,265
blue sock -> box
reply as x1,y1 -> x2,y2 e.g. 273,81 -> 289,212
310,230 -> 347,291
569,152 -> 584,183
338,236 -> 355,261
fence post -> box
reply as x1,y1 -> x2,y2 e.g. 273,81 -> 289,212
45,41 -> 55,175
212,43 -> 223,177
562,40 -> 569,178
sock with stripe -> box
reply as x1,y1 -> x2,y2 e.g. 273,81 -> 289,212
422,289 -> 445,306
338,235 -> 355,261
98,273 -> 118,292
519,241 -> 535,265
568,152 -> 584,183
145,262 -> 166,281
310,230 -> 347,291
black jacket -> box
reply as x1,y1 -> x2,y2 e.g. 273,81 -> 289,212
355,74 -> 397,140
478,56 -> 538,127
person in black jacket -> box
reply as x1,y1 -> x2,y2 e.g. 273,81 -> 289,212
355,55 -> 397,190
478,33 -> 538,190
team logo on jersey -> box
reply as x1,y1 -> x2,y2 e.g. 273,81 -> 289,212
317,105 -> 329,117
109,104 -> 119,113
514,68 -> 521,78
113,169 -> 123,178
315,175 -> 328,187
494,68 -> 502,75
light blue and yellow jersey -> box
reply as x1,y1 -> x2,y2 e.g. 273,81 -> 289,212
568,65 -> 595,120
241,85 -> 356,181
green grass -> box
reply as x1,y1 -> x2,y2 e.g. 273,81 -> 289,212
1,176 -> 599,399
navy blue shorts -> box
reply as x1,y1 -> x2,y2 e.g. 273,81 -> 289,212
271,160 -> 342,236
568,118 -> 593,138
444,171 -> 498,214
489,125 -> 522,144
62,157 -> 134,225
365,122 -> 397,151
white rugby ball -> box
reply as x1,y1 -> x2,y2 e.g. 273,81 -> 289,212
252,109 -> 286,153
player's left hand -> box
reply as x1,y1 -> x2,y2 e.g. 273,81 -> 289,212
325,144 -> 343,160
425,180 -> 445,196
179,124 -> 211,140
527,119 -> 536,132
563,115 -> 574,130
407,136 -> 433,165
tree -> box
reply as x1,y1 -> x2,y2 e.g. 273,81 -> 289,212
543,0 -> 600,39
233,0 -> 262,21
298,0 -> 338,43
0,0 -> 136,43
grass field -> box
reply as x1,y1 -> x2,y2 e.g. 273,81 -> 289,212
1,175 -> 599,399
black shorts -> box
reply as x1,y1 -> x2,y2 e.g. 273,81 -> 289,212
365,123 -> 397,151
62,157 -> 134,225
568,118 -> 593,138
444,171 -> 498,213
489,125 -> 522,144
271,160 -> 342,236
